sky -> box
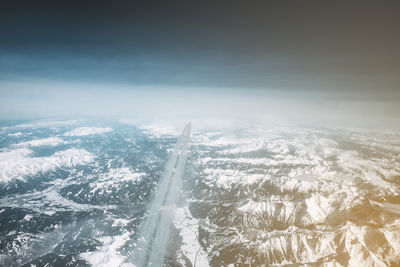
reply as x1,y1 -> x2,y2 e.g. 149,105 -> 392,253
1,1 -> 399,129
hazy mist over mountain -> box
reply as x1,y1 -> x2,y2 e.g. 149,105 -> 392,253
1,1 -> 400,129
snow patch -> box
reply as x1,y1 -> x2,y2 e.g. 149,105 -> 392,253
89,168 -> 145,194
0,148 -> 94,183
13,137 -> 64,148
80,232 -> 132,267
8,132 -> 23,137
1,119 -> 78,131
174,207 -> 209,267
138,124 -> 178,138
64,127 -> 113,137
23,214 -> 33,221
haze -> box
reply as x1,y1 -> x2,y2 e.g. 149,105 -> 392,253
1,1 -> 399,129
